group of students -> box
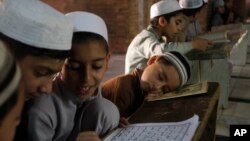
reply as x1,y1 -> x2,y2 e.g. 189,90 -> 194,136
212,0 -> 241,27
0,0 -> 225,141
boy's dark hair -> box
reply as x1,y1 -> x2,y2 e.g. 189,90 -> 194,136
0,33 -> 70,60
150,10 -> 183,28
0,90 -> 18,126
72,32 -> 109,54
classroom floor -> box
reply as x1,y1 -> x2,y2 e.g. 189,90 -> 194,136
103,50 -> 250,141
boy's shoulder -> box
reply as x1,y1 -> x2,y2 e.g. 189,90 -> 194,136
103,69 -> 142,88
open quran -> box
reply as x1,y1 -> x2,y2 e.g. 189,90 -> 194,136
211,23 -> 246,41
104,114 -> 199,141
197,30 -> 231,45
146,81 -> 208,102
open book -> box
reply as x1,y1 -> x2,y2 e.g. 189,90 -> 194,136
146,81 -> 208,102
211,23 -> 246,41
197,31 -> 231,45
104,114 -> 199,141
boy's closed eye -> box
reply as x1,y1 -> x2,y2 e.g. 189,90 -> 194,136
66,59 -> 105,71
92,60 -> 104,70
34,67 -> 57,77
66,60 -> 81,71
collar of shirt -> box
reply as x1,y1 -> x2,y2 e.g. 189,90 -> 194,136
147,25 -> 164,42
53,73 -> 101,106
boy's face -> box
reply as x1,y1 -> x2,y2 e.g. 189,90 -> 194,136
61,41 -> 109,100
18,56 -> 64,100
162,13 -> 185,41
0,84 -> 25,141
140,59 -> 180,94
217,6 -> 225,14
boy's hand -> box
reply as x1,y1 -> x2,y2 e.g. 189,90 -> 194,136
191,38 -> 213,51
76,131 -> 101,141
119,117 -> 130,128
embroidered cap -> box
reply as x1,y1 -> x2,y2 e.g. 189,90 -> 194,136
179,0 -> 203,9
66,11 -> 108,43
161,51 -> 191,87
0,42 -> 21,106
214,0 -> 225,7
150,0 -> 182,19
0,0 -> 73,51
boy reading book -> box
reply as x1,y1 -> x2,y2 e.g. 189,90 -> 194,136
24,12 -> 119,141
125,0 -> 212,74
102,51 -> 191,119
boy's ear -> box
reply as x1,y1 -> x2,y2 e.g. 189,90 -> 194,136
158,16 -> 166,27
147,55 -> 160,65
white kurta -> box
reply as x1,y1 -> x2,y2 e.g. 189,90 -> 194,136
26,74 -> 120,141
125,25 -> 193,74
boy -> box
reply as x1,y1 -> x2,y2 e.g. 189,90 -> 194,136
179,0 -> 208,41
0,44 -> 24,141
26,12 -> 119,141
125,0 -> 212,74
0,0 -> 73,140
0,0 -> 73,100
103,51 -> 191,118
212,0 -> 226,26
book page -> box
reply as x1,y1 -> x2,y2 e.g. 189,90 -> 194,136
197,31 -> 229,42
104,115 -> 199,141
146,81 -> 208,101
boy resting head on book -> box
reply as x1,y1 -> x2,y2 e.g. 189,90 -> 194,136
102,51 -> 191,126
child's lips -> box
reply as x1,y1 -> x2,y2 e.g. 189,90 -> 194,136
79,86 -> 92,95
148,84 -> 157,92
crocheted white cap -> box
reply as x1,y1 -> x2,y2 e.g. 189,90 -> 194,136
150,0 -> 182,19
179,0 -> 203,9
214,0 -> 225,7
0,0 -> 73,50
66,11 -> 108,43
161,51 -> 191,87
0,42 -> 21,106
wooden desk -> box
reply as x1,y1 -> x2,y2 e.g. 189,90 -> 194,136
128,82 -> 220,141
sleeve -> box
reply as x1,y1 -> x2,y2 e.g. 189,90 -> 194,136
102,77 -> 134,117
27,101 -> 55,141
139,35 -> 193,59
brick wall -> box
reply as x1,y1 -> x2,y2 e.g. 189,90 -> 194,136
75,0 -> 157,53
68,0 -> 246,53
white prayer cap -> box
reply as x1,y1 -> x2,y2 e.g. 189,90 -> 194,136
0,42 -> 21,106
203,0 -> 208,3
66,11 -> 108,43
0,0 -> 73,51
161,51 -> 191,87
214,0 -> 225,7
150,0 -> 182,19
179,0 -> 203,9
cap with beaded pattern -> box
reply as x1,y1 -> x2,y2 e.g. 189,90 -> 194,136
161,51 -> 191,87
